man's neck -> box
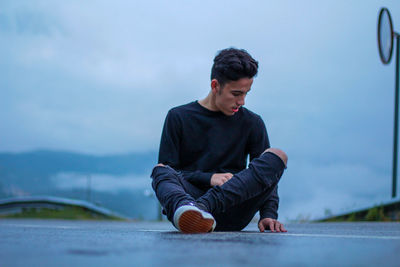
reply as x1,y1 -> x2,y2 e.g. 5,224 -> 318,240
198,93 -> 218,111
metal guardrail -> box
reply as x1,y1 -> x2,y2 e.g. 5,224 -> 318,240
0,195 -> 127,219
315,198 -> 400,221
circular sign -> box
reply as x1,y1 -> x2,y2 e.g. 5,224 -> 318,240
378,8 -> 394,64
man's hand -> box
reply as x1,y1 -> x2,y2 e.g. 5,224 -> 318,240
258,218 -> 287,233
210,173 -> 233,186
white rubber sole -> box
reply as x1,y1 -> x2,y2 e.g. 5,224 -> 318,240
173,205 -> 216,234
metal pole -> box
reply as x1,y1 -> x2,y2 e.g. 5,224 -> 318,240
393,34 -> 399,198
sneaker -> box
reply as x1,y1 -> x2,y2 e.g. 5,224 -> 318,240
173,204 -> 216,233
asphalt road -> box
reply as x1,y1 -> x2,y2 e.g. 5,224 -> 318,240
1,219 -> 399,267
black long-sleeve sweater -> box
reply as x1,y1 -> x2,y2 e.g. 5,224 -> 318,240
158,101 -> 279,219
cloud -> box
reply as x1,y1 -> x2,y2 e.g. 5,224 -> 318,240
278,158 -> 394,220
2,1 -> 396,155
52,172 -> 151,194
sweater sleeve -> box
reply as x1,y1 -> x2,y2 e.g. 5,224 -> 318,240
248,116 -> 280,220
158,109 -> 181,166
158,109 -> 213,187
180,170 -> 213,187
259,185 -> 279,220
248,115 -> 270,161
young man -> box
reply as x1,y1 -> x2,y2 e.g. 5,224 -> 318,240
151,48 -> 288,233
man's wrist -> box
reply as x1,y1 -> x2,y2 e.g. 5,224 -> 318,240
197,172 -> 214,186
259,211 -> 278,221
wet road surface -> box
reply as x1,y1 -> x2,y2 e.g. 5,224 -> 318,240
1,219 -> 399,266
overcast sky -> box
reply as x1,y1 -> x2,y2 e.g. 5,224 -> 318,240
1,0 -> 400,219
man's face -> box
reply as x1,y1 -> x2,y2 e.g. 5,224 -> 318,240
213,77 -> 253,116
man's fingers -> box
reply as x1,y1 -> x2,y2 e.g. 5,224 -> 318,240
269,220 -> 275,232
259,219 -> 287,233
212,173 -> 235,186
223,173 -> 233,180
218,177 -> 227,185
258,221 -> 265,232
275,222 -> 281,232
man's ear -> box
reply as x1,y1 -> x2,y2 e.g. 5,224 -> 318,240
211,79 -> 220,95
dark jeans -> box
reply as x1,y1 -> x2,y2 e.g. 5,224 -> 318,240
150,152 -> 285,231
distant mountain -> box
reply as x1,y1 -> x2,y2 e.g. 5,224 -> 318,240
0,150 -> 160,219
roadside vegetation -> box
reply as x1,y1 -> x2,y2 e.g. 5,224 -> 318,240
0,206 -> 125,221
317,205 -> 400,222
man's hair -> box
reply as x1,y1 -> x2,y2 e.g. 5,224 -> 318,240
211,48 -> 258,88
